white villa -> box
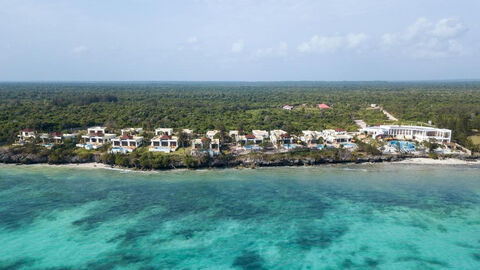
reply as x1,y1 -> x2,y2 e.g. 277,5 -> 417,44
270,130 -> 296,148
182,129 -> 194,135
206,130 -> 219,139
78,127 -> 116,150
361,125 -> 452,143
300,130 -> 323,145
121,128 -> 143,135
110,134 -> 143,154
155,128 -> 174,136
191,138 -> 221,155
237,133 -> 264,145
40,132 -> 76,144
229,130 -> 239,140
252,130 -> 269,139
17,128 -> 37,143
149,134 -> 178,153
192,138 -> 204,150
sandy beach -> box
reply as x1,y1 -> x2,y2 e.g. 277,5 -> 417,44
394,158 -> 479,165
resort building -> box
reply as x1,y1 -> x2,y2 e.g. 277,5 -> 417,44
182,129 -> 194,136
300,130 -> 323,146
325,134 -> 353,144
17,128 -> 37,143
252,130 -> 269,139
121,128 -> 143,135
78,127 -> 116,150
361,125 -> 452,143
40,132 -> 75,145
210,138 -> 221,154
110,134 -> 143,154
206,130 -> 219,139
322,129 -> 352,145
237,134 -> 264,145
192,138 -> 205,150
191,138 -> 221,155
155,128 -> 173,136
229,130 -> 239,140
270,130 -> 297,149
149,134 -> 178,153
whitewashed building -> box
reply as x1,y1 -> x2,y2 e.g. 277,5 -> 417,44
155,128 -> 174,136
361,125 -> 452,143
149,134 -> 178,153
206,130 -> 219,139
78,127 -> 116,150
110,134 -> 143,154
252,130 -> 269,139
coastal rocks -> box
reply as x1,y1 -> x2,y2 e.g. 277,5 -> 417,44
0,148 -> 48,164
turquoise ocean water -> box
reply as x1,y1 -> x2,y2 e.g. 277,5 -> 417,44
0,164 -> 479,269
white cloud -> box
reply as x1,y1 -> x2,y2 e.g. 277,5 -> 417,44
186,36 -> 198,44
231,40 -> 244,53
430,18 -> 467,39
345,33 -> 368,49
72,45 -> 89,54
382,17 -> 468,59
297,33 -> 368,54
255,42 -> 288,57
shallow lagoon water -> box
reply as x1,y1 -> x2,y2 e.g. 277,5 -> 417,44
0,164 -> 480,269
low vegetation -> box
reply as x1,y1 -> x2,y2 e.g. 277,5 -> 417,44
1,81 -> 479,153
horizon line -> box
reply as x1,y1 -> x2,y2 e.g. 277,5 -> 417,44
1,79 -> 480,84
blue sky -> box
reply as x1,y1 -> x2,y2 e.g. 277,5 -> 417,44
1,0 -> 479,81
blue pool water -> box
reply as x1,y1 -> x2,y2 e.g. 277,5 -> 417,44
244,145 -> 262,150
390,140 -> 416,150
1,164 -> 480,269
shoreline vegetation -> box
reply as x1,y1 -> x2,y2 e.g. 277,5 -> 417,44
2,158 -> 479,173
1,82 -> 480,170
1,144 -> 478,171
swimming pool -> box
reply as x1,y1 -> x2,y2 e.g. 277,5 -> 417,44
341,143 -> 357,149
390,140 -> 416,151
244,145 -> 262,150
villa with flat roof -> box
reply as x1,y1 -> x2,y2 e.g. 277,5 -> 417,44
149,134 -> 178,153
237,133 -> 264,145
121,128 -> 143,135
110,134 -> 143,154
182,129 -> 194,135
361,125 -> 452,143
210,138 -> 221,154
78,127 -> 117,150
155,128 -> 173,136
191,137 -> 221,155
270,130 -> 297,149
17,128 -> 37,144
252,130 -> 269,139
206,130 -> 219,139
300,130 -> 323,146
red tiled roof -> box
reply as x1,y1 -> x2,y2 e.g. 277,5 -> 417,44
317,103 -> 330,109
335,128 -> 345,132
160,134 -> 171,140
245,134 -> 256,139
50,132 -> 63,137
121,135 -> 133,140
281,133 -> 291,138
22,128 -> 34,132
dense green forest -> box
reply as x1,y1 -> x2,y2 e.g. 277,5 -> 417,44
1,81 -> 480,151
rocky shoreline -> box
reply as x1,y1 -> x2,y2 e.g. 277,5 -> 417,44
1,146 -> 478,170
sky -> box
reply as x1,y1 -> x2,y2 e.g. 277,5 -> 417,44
0,0 -> 479,81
